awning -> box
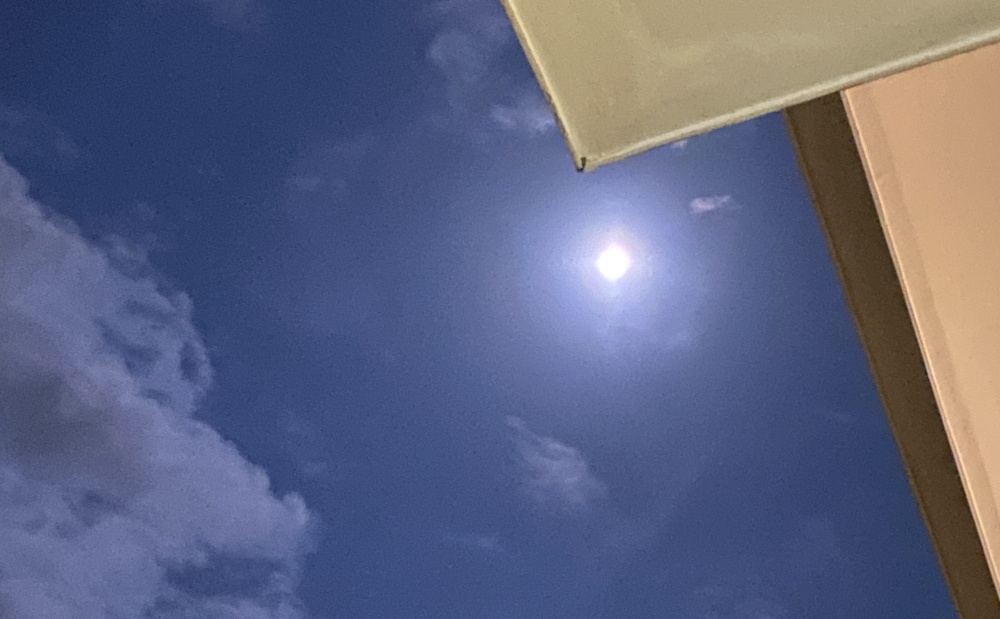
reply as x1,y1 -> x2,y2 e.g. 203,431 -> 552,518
500,0 -> 1000,170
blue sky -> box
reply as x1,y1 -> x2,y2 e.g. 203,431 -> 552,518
0,1 -> 958,618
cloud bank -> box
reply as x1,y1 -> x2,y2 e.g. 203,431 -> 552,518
0,157 -> 310,619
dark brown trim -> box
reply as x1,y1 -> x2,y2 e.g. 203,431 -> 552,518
784,94 -> 1000,619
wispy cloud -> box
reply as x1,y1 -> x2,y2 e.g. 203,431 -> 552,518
490,93 -> 557,136
684,517 -> 855,619
506,416 -> 607,515
425,0 -> 513,104
670,139 -> 690,150
686,583 -> 790,619
445,532 -> 501,553
156,0 -> 268,31
202,0 -> 267,29
0,102 -> 81,169
689,194 -> 736,215
0,156 -> 310,618
281,413 -> 341,486
424,0 -> 555,136
283,133 -> 375,205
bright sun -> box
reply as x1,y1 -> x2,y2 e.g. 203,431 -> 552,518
596,244 -> 631,282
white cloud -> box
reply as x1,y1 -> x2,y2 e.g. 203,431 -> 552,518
0,157 -> 311,618
424,0 -> 556,136
669,139 -> 690,150
490,94 -> 557,136
689,194 -> 735,215
506,417 -> 607,515
425,0 -> 513,98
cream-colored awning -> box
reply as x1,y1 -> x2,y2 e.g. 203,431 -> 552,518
500,0 -> 1000,170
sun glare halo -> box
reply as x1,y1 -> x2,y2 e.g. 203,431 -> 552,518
596,244 -> 631,282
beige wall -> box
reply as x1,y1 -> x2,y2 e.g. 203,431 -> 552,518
844,42 -> 1000,590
